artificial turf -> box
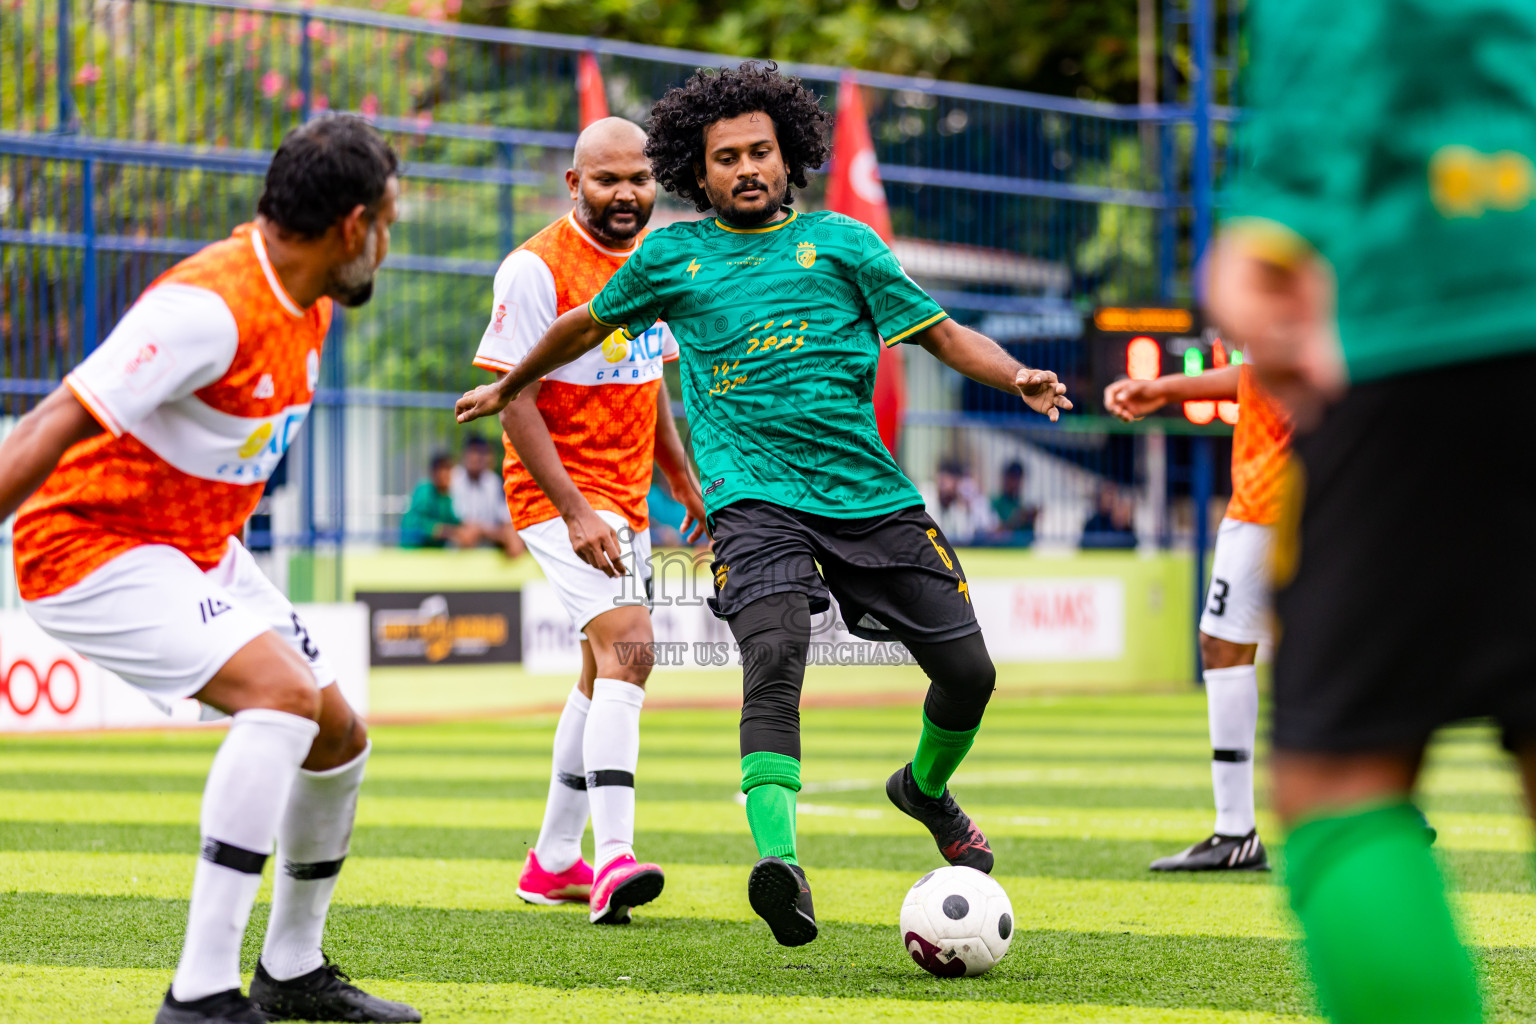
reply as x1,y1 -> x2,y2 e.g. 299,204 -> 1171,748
2,691 -> 1535,1022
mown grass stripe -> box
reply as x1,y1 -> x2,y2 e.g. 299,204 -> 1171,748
6,851 -> 1535,949
0,893 -> 1319,1014
5,821 -> 1533,894
3,790 -> 1528,852
0,753 -> 1520,802
0,964 -> 1320,1019
0,963 -> 1324,1024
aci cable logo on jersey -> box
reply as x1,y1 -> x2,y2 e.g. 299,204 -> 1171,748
222,410 -> 308,480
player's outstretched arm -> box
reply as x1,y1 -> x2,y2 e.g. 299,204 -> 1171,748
1103,365 -> 1240,422
0,387 -> 104,522
456,303 -> 609,424
915,317 -> 1074,422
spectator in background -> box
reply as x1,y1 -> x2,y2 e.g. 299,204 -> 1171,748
925,458 -> 996,546
1080,481 -> 1137,550
450,435 -> 525,558
401,452 -> 473,548
988,460 -> 1039,547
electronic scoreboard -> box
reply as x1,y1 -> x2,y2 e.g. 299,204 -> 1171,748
1088,306 -> 1242,425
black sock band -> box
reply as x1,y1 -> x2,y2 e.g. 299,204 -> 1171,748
730,592 -> 810,760
285,856 -> 346,881
908,631 -> 997,733
557,771 -> 588,791
587,769 -> 635,788
1213,748 -> 1252,763
201,838 -> 268,875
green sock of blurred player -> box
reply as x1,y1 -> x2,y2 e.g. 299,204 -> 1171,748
1285,803 -> 1481,1024
911,713 -> 979,798
741,751 -> 800,864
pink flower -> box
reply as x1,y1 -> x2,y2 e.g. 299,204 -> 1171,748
312,93 -> 329,112
444,0 -> 461,13
287,88 -> 306,110
261,70 -> 284,98
74,63 -> 101,87
305,20 -> 327,42
427,46 -> 447,69
414,110 -> 434,131
360,94 -> 380,117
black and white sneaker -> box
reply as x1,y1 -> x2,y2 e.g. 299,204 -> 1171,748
1149,830 -> 1270,872
249,958 -> 421,1023
747,856 -> 818,947
886,763 -> 994,873
153,988 -> 269,1024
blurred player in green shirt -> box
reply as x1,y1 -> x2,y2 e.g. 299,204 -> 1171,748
1207,3 -> 1536,1022
457,62 -> 1071,949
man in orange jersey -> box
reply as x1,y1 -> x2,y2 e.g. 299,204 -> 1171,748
1105,358 -> 1291,871
0,116 -> 419,1024
471,117 -> 706,925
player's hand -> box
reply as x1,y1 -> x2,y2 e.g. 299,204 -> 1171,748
565,506 -> 627,577
1204,233 -> 1345,430
455,379 -> 515,424
1103,379 -> 1167,422
669,471 -> 709,545
1015,368 -> 1073,422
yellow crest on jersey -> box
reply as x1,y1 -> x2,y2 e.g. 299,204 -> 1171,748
601,330 -> 631,363
796,242 -> 816,269
238,422 -> 274,459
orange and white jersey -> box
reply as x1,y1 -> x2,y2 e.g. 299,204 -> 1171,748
13,224 -> 329,600
473,212 -> 677,531
1225,364 -> 1293,526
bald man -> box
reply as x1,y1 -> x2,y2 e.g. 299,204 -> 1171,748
471,117 -> 705,925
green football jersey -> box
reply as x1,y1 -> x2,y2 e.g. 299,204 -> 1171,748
1235,0 -> 1536,381
589,209 -> 947,519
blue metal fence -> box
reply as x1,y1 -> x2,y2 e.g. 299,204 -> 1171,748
1,0 -> 1236,578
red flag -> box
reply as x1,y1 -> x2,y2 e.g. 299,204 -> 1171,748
827,73 -> 905,458
577,52 -> 609,128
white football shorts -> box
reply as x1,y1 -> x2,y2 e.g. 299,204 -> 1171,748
24,538 -> 335,700
1199,517 -> 1275,646
518,509 -> 652,637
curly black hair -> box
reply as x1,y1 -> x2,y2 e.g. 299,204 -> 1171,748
645,61 -> 832,213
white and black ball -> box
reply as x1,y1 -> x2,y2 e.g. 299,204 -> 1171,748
899,865 -> 1014,977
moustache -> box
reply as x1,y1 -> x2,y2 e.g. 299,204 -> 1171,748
733,180 -> 767,195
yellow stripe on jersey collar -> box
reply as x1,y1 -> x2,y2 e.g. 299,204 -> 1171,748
713,209 -> 799,234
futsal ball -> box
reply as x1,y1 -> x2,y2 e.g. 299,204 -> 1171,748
900,865 -> 1013,977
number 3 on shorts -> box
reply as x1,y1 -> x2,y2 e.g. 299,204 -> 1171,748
1207,578 -> 1230,617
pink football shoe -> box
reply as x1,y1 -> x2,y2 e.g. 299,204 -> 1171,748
515,850 -> 594,905
588,854 -> 665,924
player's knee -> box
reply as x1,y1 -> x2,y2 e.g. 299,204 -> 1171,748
258,670 -> 322,722
1199,631 -> 1252,670
914,632 -> 996,705
316,699 -> 368,764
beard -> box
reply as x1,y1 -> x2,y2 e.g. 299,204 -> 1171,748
327,229 -> 378,308
711,174 -> 789,227
577,192 -> 647,244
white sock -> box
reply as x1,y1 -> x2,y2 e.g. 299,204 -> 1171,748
584,678 -> 644,871
533,685 -> 591,874
172,709 -> 318,1002
1205,663 -> 1260,837
260,740 -> 370,981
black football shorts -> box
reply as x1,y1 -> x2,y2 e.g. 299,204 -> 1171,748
1272,350 -> 1536,753
707,499 -> 980,645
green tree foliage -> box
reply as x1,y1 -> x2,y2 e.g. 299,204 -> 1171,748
456,0 -> 1142,101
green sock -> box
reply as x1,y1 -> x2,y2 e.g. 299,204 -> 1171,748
1285,803 -> 1481,1024
911,712 -> 979,798
741,751 -> 801,865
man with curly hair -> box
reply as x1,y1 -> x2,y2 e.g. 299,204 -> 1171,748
457,61 -> 1072,948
